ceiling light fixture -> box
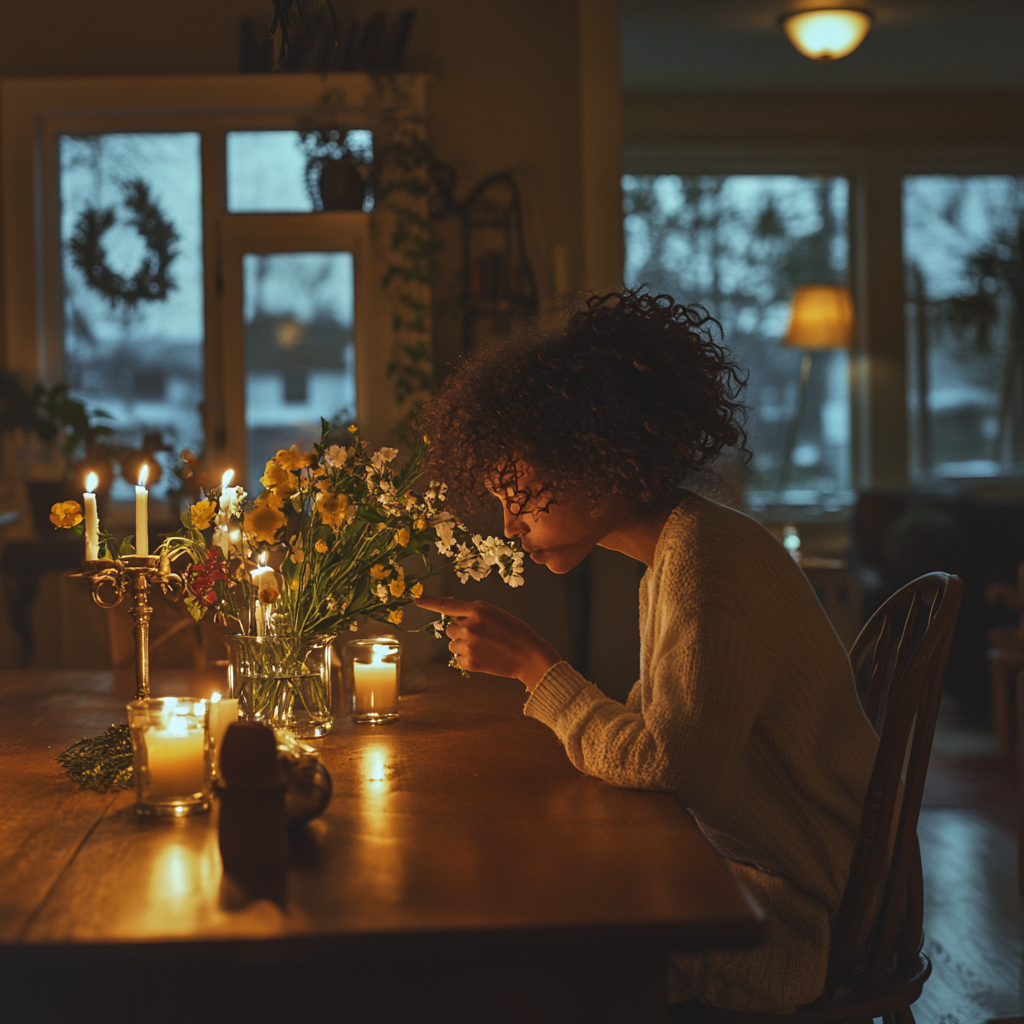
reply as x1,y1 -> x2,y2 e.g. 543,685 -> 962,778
780,7 -> 873,62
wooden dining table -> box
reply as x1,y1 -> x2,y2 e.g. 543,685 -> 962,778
0,665 -> 765,1024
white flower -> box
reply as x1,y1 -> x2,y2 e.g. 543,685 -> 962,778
324,444 -> 349,468
430,615 -> 452,639
376,583 -> 390,602
454,543 -> 489,583
434,519 -> 456,555
499,549 -> 525,587
219,485 -> 246,518
371,447 -> 399,471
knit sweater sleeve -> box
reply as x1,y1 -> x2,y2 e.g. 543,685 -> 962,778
524,524 -> 773,809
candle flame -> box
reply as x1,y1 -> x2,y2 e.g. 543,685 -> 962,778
370,643 -> 393,667
210,691 -> 222,703
221,469 -> 234,488
137,463 -> 149,487
85,471 -> 99,493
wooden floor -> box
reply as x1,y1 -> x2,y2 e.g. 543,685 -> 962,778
914,710 -> 1022,1024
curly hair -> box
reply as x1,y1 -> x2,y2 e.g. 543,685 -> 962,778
414,288 -> 748,514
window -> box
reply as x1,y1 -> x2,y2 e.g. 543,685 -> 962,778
623,174 -> 851,509
59,132 -> 204,500
903,175 -> 1024,478
241,251 -> 356,491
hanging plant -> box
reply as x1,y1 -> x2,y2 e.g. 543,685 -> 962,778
68,178 -> 179,310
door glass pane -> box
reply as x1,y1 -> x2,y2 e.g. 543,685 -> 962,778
903,175 -> 1024,479
623,174 -> 851,509
243,252 -> 356,490
60,133 -> 204,501
227,130 -> 373,213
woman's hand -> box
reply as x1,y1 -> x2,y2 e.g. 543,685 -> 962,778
414,597 -> 561,691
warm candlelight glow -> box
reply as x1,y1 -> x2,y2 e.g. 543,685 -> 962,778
138,463 -> 150,487
85,471 -> 98,493
221,469 -> 234,488
351,641 -> 400,722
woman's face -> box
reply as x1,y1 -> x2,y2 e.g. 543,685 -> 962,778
492,473 -> 628,575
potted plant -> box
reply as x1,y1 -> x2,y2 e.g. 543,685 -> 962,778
299,127 -> 373,211
0,370 -> 114,535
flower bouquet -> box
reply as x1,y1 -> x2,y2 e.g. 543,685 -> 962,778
54,421 -> 523,736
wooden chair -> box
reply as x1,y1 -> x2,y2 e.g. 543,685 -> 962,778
673,572 -> 964,1024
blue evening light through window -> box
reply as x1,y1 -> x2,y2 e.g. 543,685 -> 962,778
903,175 -> 1024,478
243,251 -> 356,492
59,133 -> 204,502
623,174 -> 851,508
227,130 -> 374,213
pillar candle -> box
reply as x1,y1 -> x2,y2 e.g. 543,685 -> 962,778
353,646 -> 399,716
84,471 -> 99,561
208,692 -> 239,774
135,464 -> 150,557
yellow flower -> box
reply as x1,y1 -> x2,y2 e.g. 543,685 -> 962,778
410,581 -> 424,598
370,563 -> 390,580
275,445 -> 318,472
189,498 -> 217,530
314,539 -> 329,554
316,491 -> 351,527
388,608 -> 404,625
395,527 -> 410,548
414,518 -> 427,531
49,500 -> 82,529
347,424 -> 358,434
244,503 -> 286,544
389,577 -> 406,598
260,460 -> 297,497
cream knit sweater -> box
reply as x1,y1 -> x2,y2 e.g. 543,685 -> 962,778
523,494 -> 878,1012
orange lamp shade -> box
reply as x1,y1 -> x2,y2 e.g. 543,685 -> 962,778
780,9 -> 873,62
783,284 -> 854,350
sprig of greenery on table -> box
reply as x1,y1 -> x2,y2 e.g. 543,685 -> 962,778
56,723 -> 134,791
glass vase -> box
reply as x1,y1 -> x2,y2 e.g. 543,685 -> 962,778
225,634 -> 335,738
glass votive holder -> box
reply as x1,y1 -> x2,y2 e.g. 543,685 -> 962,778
126,697 -> 211,816
343,638 -> 401,724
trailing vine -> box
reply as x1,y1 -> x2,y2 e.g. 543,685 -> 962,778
68,178 -> 179,309
371,78 -> 443,423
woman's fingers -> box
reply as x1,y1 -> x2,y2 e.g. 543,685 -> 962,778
414,596 -> 478,619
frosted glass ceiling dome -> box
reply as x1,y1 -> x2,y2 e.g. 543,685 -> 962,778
780,7 -> 874,62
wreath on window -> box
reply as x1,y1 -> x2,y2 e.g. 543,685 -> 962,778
68,179 -> 179,309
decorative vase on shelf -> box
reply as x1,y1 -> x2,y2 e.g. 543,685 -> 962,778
225,634 -> 335,739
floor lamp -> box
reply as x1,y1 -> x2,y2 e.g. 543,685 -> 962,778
777,284 -> 854,495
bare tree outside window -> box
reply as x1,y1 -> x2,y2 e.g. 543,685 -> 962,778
623,174 -> 851,509
903,175 -> 1024,479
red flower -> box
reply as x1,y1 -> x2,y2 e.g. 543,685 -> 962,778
184,550 -> 229,607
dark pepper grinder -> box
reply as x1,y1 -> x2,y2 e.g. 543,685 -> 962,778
216,722 -> 288,880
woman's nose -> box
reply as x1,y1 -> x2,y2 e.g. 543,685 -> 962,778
503,508 -> 526,539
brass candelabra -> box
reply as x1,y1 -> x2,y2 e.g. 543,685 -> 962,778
74,556 -> 184,700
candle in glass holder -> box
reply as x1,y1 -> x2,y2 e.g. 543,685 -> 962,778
207,691 -> 239,774
127,697 -> 210,815
135,464 -> 150,557
346,639 -> 400,724
83,471 -> 99,560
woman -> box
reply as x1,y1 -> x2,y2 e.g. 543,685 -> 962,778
414,290 -> 877,1013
